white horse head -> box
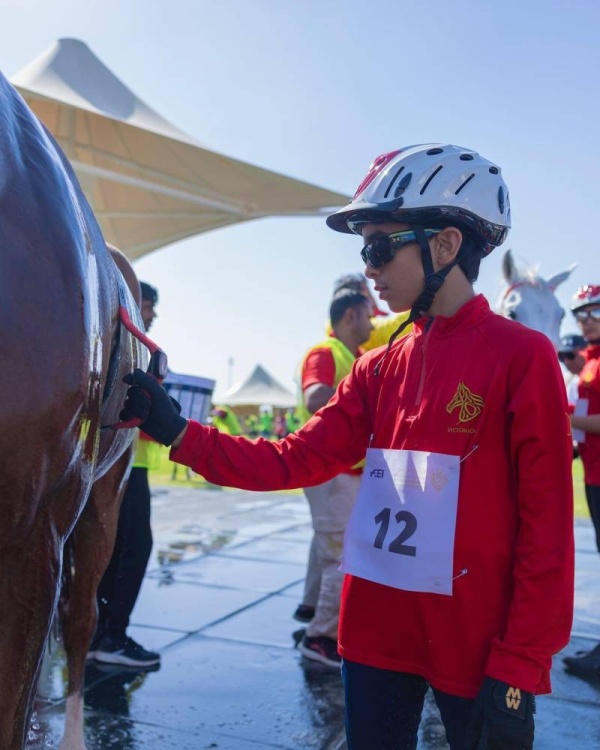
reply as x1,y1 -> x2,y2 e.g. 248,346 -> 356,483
498,249 -> 576,349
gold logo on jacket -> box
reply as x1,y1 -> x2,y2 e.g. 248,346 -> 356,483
446,382 -> 484,423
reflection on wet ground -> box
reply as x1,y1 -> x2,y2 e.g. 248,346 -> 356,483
28,490 -> 600,749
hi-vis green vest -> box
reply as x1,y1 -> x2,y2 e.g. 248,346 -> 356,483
212,406 -> 243,435
132,432 -> 161,470
297,337 -> 356,426
297,336 -> 364,471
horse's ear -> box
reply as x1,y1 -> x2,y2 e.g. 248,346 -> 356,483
502,249 -> 518,283
547,263 -> 577,291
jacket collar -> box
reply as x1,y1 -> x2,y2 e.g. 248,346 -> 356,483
412,294 -> 491,337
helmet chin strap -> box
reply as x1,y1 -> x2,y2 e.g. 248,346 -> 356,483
374,225 -> 460,376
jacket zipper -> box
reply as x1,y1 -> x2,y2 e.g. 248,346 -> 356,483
414,318 -> 434,408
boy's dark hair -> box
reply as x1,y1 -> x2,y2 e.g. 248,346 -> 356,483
330,289 -> 368,326
140,281 -> 158,304
423,222 -> 486,283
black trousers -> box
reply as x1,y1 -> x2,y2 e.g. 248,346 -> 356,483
97,467 -> 153,639
585,483 -> 600,554
342,659 -> 474,750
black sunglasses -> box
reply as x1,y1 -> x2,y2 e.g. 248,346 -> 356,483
360,229 -> 441,268
558,352 -> 577,362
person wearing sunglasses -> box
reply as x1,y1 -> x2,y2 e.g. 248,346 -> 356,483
563,285 -> 600,681
119,144 -> 574,750
558,333 -> 587,401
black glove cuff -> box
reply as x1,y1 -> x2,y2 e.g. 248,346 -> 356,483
153,413 -> 188,447
490,678 -> 535,720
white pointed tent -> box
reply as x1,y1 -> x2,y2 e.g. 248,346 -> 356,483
11,38 -> 348,260
219,364 -> 296,409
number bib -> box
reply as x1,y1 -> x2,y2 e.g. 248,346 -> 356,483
341,448 -> 460,596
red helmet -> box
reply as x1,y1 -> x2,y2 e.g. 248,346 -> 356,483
571,285 -> 600,312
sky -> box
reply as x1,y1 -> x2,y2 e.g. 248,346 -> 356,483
2,0 -> 599,398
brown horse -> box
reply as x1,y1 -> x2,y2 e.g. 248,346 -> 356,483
0,73 -> 147,749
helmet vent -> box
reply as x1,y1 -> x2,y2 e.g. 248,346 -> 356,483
419,165 -> 443,195
498,186 -> 505,213
426,147 -> 444,155
459,153 -> 474,161
394,171 -> 412,198
489,166 -> 499,174
454,173 -> 475,195
383,165 -> 405,198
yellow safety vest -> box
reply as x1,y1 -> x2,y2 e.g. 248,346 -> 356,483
132,432 -> 161,470
212,407 -> 243,435
324,312 -> 412,352
297,337 -> 355,425
298,337 -> 364,471
363,312 -> 412,350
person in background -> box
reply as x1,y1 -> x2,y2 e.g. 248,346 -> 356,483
91,281 -> 161,668
245,413 -> 259,437
559,333 -> 587,460
210,405 -> 243,435
332,272 -> 412,350
293,289 -> 372,666
284,408 -> 301,434
274,413 -> 288,439
258,408 -> 274,439
558,333 -> 587,407
120,145 -> 574,750
564,286 -> 600,679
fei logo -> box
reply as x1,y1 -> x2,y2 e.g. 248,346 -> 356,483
505,686 -> 522,710
446,382 -> 484,424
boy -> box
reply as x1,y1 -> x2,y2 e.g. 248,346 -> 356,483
121,145 -> 574,749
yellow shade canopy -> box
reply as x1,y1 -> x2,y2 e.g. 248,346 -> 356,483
12,38 -> 348,260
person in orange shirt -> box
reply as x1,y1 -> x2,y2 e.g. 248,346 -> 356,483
294,289 -> 372,667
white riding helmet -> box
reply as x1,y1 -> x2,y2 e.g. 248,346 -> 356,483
327,144 -> 511,254
571,285 -> 600,312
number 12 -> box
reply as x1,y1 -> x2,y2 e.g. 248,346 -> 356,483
374,508 -> 417,556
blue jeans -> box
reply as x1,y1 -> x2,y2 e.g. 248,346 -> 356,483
342,659 -> 475,750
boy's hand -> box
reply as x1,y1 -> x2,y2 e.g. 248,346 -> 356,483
121,369 -> 187,446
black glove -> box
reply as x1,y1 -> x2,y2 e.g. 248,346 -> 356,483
464,677 -> 535,750
120,368 -> 187,446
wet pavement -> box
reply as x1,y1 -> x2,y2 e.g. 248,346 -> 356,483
29,486 -> 600,749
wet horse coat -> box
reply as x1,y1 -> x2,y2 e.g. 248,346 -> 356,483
0,74 -> 146,748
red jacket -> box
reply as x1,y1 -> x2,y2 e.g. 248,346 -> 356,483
172,295 -> 574,698
577,344 -> 600,484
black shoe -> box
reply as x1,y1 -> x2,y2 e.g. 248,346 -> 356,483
292,628 -> 306,648
293,604 -> 315,623
300,635 -> 341,668
563,643 -> 600,678
95,635 -> 161,667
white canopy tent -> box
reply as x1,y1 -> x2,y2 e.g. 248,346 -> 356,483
220,364 -> 296,409
11,38 -> 348,260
